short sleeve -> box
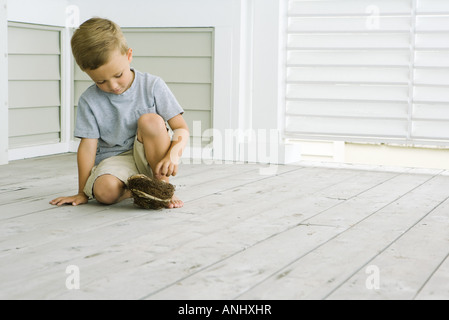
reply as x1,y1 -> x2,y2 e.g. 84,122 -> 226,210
74,96 -> 100,139
153,78 -> 184,121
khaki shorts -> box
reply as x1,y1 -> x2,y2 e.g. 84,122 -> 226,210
83,137 -> 153,199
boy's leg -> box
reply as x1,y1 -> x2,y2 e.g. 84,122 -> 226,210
136,113 -> 171,180
136,113 -> 183,208
85,150 -> 138,205
93,174 -> 131,205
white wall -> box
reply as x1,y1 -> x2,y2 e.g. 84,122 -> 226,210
7,0 -> 68,26
0,0 -> 8,165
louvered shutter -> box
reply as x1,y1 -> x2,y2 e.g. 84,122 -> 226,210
285,0 -> 449,146
8,23 -> 62,148
413,0 -> 449,143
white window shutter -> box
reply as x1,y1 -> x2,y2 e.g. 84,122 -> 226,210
413,0 -> 449,142
285,0 -> 449,145
8,23 -> 62,148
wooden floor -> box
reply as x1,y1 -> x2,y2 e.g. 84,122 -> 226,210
1,153 -> 449,300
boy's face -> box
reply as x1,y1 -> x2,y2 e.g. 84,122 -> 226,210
85,48 -> 134,95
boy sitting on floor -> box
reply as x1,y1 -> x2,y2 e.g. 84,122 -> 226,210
50,18 -> 189,209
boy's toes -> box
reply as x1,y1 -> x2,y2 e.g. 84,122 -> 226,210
168,195 -> 183,209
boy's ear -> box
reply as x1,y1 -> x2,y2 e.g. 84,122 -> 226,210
127,48 -> 133,63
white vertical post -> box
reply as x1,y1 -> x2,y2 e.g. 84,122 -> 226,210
0,0 -> 8,165
246,0 -> 301,164
407,0 -> 417,143
238,0 -> 254,139
212,26 -> 235,162
64,5 -> 79,151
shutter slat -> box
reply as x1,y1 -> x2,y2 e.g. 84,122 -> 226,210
289,16 -> 411,32
287,84 -> 409,102
412,121 -> 449,139
287,66 -> 409,84
288,33 -> 411,49
413,103 -> 449,120
415,51 -> 449,67
287,101 -> 408,119
288,0 -> 412,16
415,33 -> 449,48
415,68 -> 449,86
417,0 -> 449,13
288,50 -> 411,66
286,116 -> 408,138
416,16 -> 449,31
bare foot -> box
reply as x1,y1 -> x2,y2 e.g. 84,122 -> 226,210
156,176 -> 183,209
168,194 -> 184,209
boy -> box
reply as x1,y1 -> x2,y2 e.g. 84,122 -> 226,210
50,18 -> 189,209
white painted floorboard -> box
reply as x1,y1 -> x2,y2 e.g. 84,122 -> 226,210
0,153 -> 448,300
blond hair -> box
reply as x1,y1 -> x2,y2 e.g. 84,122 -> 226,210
71,18 -> 129,70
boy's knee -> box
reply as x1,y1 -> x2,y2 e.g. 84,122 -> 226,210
138,113 -> 167,138
93,175 -> 124,205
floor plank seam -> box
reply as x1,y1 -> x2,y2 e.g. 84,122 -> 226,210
139,171 -> 399,299
140,168 -> 408,297
231,174 -> 441,299
322,194 -> 449,300
134,169 -> 365,296
413,251 -> 449,300
178,166 -> 307,204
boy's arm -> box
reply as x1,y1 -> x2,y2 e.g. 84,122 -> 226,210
155,114 -> 189,178
77,138 -> 98,195
50,138 -> 98,206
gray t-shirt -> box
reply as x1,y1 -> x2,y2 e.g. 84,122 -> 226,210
74,69 -> 184,165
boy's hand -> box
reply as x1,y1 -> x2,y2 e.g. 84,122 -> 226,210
155,154 -> 180,179
49,193 -> 89,207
